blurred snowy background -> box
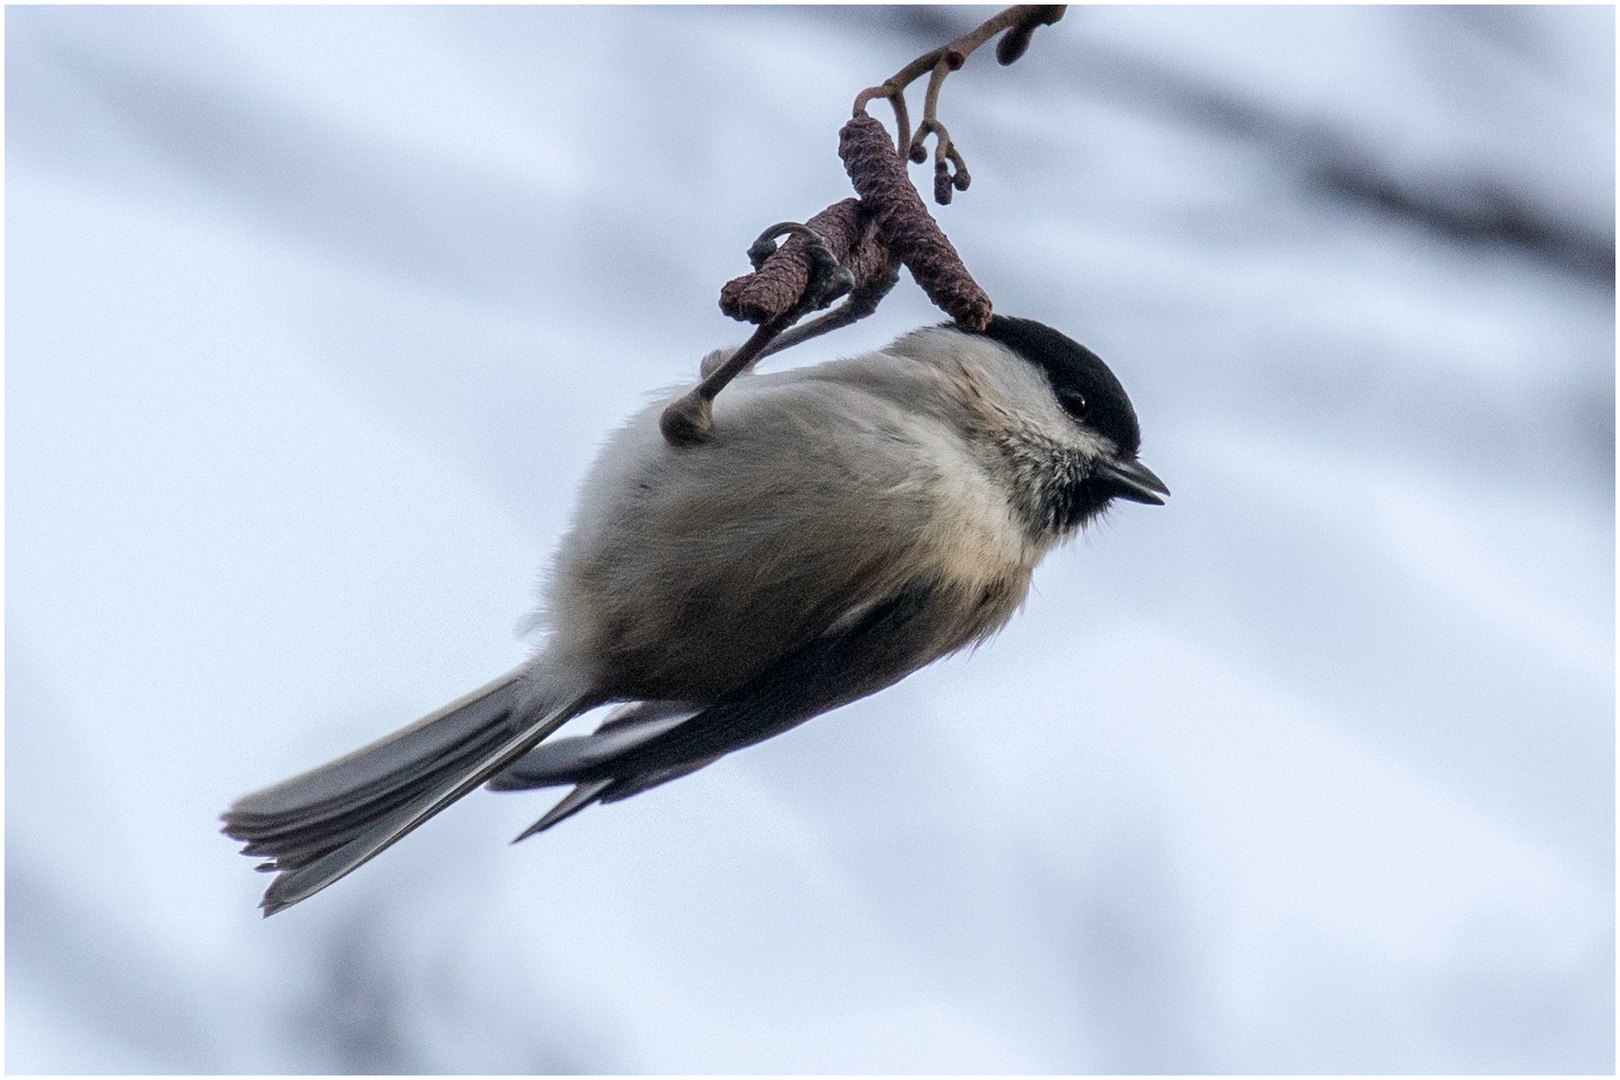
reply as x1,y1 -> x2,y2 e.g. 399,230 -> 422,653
6,5 -> 1613,1073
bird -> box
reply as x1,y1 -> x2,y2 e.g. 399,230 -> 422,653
222,315 -> 1168,915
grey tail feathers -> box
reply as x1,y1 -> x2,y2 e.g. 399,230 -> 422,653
489,700 -> 713,842
222,665 -> 590,916
511,779 -> 615,842
506,758 -> 721,843
485,700 -> 699,792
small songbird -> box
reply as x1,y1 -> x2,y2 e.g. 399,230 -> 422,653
223,315 -> 1168,914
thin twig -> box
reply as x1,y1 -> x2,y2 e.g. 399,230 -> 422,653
664,5 -> 1063,446
853,4 -> 1064,196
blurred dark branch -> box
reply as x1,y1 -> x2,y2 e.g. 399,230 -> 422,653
1066,40 -> 1615,288
6,860 -> 219,1071
300,911 -> 426,1074
1313,164 -> 1615,286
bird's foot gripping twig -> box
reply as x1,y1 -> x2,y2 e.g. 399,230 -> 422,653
660,222 -> 859,447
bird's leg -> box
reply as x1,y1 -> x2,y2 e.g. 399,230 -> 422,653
660,318 -> 784,446
755,261 -> 900,362
662,223 -> 854,446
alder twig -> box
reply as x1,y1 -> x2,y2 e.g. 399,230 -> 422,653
661,5 -> 1065,446
853,5 -> 1065,202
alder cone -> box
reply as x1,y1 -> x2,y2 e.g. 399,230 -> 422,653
838,113 -> 992,331
719,200 -> 879,325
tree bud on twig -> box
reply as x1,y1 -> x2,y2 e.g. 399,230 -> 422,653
996,5 -> 1066,65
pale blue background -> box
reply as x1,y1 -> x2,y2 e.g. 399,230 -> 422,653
7,6 -> 1613,1073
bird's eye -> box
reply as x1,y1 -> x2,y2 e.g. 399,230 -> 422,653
1058,388 -> 1088,416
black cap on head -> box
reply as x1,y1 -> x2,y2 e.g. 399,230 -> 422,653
974,315 -> 1142,457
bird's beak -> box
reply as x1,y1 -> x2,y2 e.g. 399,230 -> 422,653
1095,456 -> 1170,505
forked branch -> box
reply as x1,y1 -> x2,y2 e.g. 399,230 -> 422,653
854,5 -> 1066,203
